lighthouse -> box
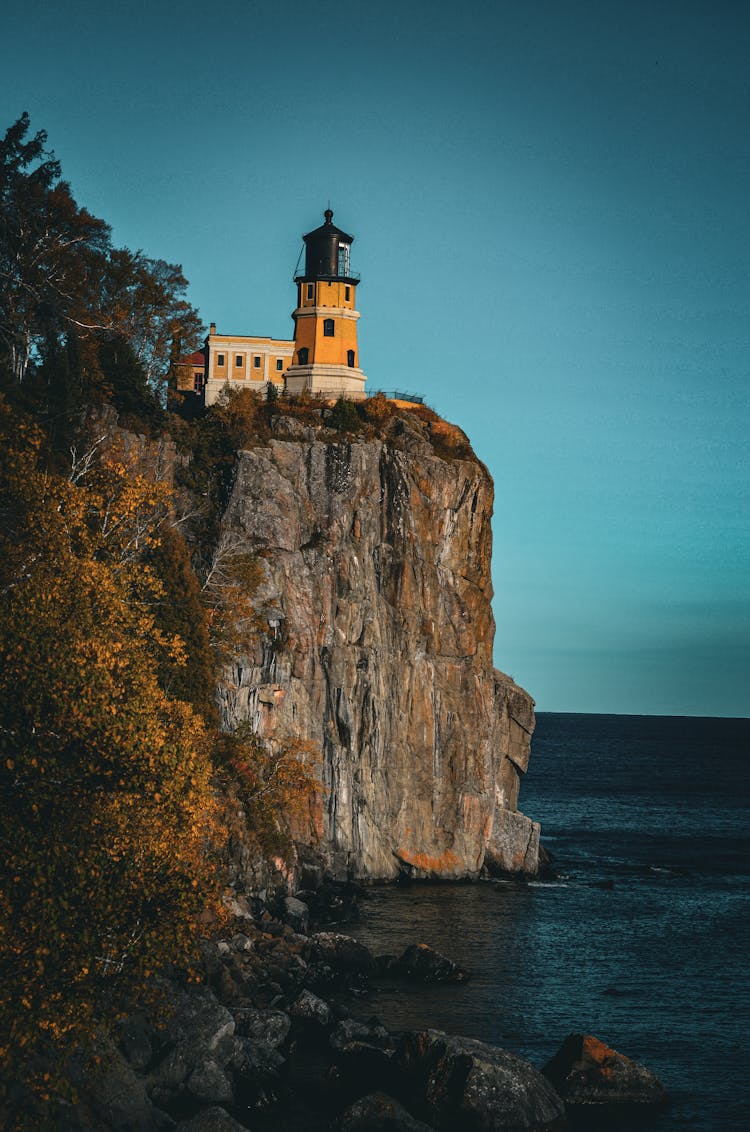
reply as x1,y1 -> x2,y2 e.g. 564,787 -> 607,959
284,209 -> 367,400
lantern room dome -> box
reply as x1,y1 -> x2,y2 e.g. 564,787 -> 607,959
296,209 -> 359,283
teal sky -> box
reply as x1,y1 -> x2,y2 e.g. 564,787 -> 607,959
4,0 -> 748,716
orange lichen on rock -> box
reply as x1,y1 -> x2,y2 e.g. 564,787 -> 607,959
580,1034 -> 620,1076
395,847 -> 460,875
543,1032 -> 668,1107
582,1035 -> 616,1062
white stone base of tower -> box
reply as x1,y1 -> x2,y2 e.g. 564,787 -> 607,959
284,364 -> 367,401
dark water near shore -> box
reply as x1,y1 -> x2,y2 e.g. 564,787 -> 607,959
350,713 -> 750,1131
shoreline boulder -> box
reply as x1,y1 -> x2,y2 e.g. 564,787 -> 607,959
393,943 -> 469,984
338,1091 -> 435,1131
396,1029 -> 566,1131
542,1034 -> 667,1110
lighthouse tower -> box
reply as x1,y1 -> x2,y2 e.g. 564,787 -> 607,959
284,210 -> 367,400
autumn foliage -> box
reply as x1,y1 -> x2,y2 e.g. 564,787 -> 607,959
0,402 -> 227,1092
218,727 -> 320,861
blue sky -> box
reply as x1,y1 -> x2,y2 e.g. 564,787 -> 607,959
4,0 -> 748,716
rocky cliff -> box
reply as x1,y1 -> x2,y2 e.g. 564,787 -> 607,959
214,410 -> 539,881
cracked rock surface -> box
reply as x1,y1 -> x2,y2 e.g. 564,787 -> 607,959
216,426 -> 538,880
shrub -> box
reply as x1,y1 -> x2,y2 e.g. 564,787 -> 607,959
328,395 -> 362,433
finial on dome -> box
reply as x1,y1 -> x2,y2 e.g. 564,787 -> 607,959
324,207 -> 333,224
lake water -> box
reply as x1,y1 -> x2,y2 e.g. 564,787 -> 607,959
350,712 -> 750,1131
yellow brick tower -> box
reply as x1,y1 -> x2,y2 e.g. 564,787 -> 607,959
284,209 -> 366,400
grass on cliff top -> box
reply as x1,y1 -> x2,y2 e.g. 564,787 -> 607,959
169,387 -> 478,465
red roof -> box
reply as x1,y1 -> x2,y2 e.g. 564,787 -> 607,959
180,350 -> 205,366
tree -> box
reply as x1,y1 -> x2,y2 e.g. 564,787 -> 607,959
102,249 -> 204,393
0,113 -> 110,383
200,530 -> 265,669
0,404 -> 227,1098
328,395 -> 362,432
218,726 -> 320,861
146,522 -> 217,722
0,113 -> 203,404
97,331 -> 165,428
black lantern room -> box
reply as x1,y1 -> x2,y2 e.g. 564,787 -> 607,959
295,209 -> 360,283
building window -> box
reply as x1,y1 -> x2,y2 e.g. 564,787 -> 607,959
323,318 -> 334,337
254,356 -> 261,368
345,285 -> 350,301
276,358 -> 284,370
337,243 -> 350,275
193,373 -> 203,392
235,354 -> 242,367
217,353 -> 225,366
347,349 -> 355,367
298,347 -> 309,365
306,283 -> 314,300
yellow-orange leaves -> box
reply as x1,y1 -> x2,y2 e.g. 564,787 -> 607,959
0,404 -> 227,1101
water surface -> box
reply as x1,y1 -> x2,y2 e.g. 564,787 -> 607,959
350,713 -> 750,1131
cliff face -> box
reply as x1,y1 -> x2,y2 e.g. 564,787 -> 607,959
215,415 -> 539,880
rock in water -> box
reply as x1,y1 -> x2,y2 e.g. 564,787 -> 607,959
396,1029 -> 566,1130
305,931 -> 374,972
215,429 -> 539,881
543,1033 -> 668,1109
394,943 -> 468,983
484,808 -> 541,876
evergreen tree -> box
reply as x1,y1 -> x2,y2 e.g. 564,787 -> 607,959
0,113 -> 203,406
328,395 -> 362,432
97,332 -> 165,429
0,113 -> 110,383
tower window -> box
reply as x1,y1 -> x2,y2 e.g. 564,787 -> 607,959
345,286 -> 351,301
217,353 -> 225,366
306,283 -> 314,300
298,347 -> 309,365
235,354 -> 243,367
337,243 -> 350,275
323,318 -> 335,337
254,356 -> 261,368
347,349 -> 355,366
276,358 -> 284,370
